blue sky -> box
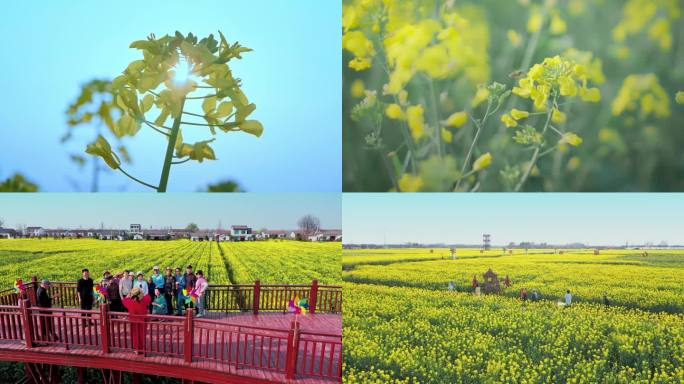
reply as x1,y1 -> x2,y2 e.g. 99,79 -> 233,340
343,194 -> 684,245
0,1 -> 340,192
0,193 -> 341,229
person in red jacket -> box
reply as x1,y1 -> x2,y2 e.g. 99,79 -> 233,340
123,287 -> 151,354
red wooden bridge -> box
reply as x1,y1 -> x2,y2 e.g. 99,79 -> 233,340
0,278 -> 342,384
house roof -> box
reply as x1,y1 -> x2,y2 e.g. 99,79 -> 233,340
231,225 -> 251,230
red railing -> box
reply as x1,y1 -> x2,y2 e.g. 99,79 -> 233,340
0,298 -> 342,382
0,278 -> 342,315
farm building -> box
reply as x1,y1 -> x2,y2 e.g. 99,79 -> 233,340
231,225 -> 254,241
263,230 -> 289,239
310,230 -> 342,242
0,228 -> 17,239
24,227 -> 45,237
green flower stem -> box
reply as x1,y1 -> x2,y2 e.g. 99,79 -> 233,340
514,105 -> 554,192
144,121 -> 170,136
453,100 -> 497,191
118,167 -> 158,190
157,97 -> 187,192
426,76 -> 443,158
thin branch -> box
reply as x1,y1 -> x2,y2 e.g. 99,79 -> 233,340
118,167 -> 158,190
454,101 -> 492,191
185,94 -> 218,100
171,157 -> 192,165
182,111 -> 207,118
515,105 -> 554,192
144,121 -> 170,136
180,121 -> 239,130
548,125 -> 565,137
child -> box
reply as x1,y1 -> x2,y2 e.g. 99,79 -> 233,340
193,270 -> 209,317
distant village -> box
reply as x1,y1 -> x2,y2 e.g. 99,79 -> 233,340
0,224 -> 342,242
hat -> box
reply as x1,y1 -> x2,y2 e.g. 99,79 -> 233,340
41,279 -> 50,286
130,287 -> 142,297
153,265 -> 159,270
136,271 -> 144,276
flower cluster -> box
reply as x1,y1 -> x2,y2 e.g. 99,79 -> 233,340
612,0 -> 681,52
612,74 -> 671,119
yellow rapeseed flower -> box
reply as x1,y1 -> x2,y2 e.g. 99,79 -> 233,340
501,114 -> 518,128
446,111 -> 468,128
510,109 -> 530,120
350,79 -> 365,98
473,152 -> 492,171
342,31 -> 375,71
612,74 -> 670,118
507,30 -> 522,46
441,127 -> 453,143
406,105 -> 425,140
551,108 -> 567,124
561,132 -> 583,146
385,103 -> 405,120
550,12 -> 567,35
398,173 -> 423,192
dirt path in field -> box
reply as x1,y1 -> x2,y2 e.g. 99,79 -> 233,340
217,242 -> 248,311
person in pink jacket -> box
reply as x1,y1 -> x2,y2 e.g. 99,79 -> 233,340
123,287 -> 151,354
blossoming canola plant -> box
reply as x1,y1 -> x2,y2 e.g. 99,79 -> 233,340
343,0 -> 684,191
0,239 -> 341,287
343,248 -> 684,382
344,249 -> 684,313
84,31 -> 263,192
344,283 -> 684,383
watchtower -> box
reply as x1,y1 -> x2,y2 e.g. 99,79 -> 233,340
483,234 -> 491,251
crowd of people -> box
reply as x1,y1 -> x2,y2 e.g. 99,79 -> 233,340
34,265 -> 210,352
74,264 -> 210,317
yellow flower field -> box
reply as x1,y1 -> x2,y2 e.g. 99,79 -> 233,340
343,248 -> 684,382
0,239 -> 341,287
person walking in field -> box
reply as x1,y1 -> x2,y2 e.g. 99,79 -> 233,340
603,292 -> 610,307
471,275 -> 478,291
135,272 -> 148,296
504,275 -> 511,288
519,287 -> 528,301
123,287 -> 151,354
163,267 -> 175,315
564,290 -> 572,306
531,289 -> 540,301
194,270 -> 208,317
151,288 -> 167,316
77,269 -> 94,325
36,279 -> 59,342
174,267 -> 184,315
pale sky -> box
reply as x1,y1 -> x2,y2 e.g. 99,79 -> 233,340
0,193 -> 341,230
343,194 -> 684,246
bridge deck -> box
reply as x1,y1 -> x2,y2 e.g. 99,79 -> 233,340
0,312 -> 342,383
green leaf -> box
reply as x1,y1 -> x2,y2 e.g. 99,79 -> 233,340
239,120 -> 263,137
202,96 -> 217,115
141,94 -> 154,112
215,102 -> 233,118
85,135 -> 120,169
